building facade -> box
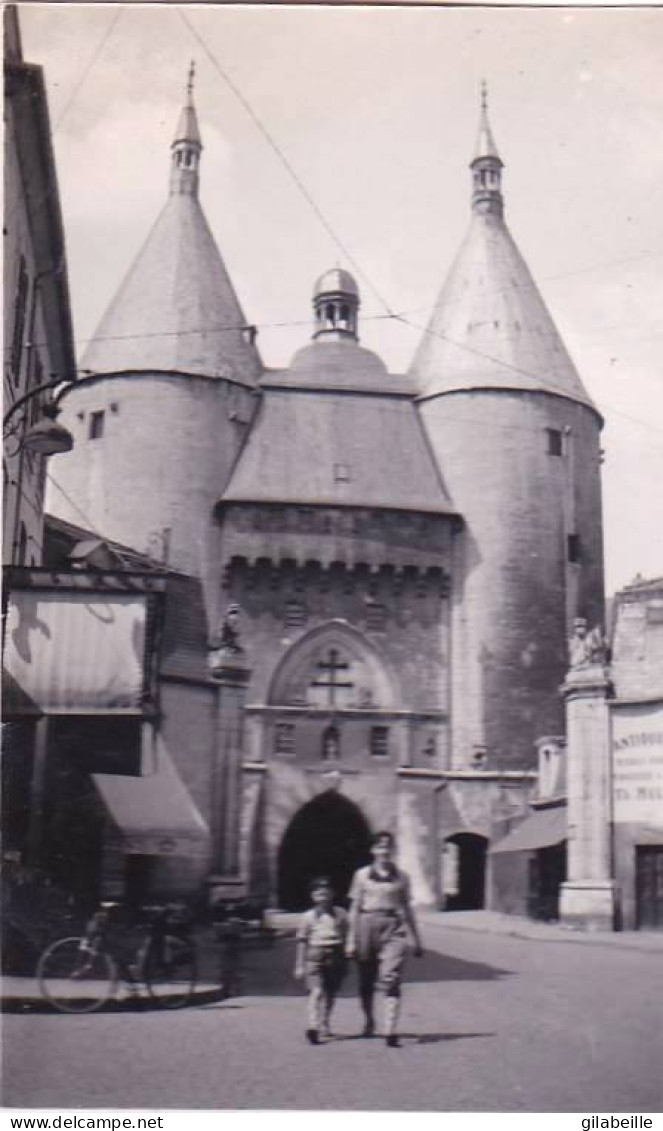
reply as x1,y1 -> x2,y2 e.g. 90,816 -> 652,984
3,6 -> 76,567
44,78 -> 607,912
608,578 -> 663,930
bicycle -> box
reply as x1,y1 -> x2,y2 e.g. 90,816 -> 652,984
36,901 -> 197,1014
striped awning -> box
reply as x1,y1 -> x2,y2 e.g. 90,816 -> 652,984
491,806 -> 567,854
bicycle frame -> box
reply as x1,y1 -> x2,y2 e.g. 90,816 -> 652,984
37,900 -> 198,1013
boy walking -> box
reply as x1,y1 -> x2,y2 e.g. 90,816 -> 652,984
294,876 -> 348,1045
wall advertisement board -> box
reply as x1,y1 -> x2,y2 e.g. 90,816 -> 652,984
612,703 -> 663,826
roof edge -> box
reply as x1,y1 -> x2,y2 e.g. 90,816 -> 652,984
59,369 -> 261,401
416,383 -> 604,427
259,377 -> 414,399
218,496 -> 460,519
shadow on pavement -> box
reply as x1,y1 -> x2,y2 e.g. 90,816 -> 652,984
329,1030 -> 496,1046
240,936 -> 513,998
2,939 -> 514,1012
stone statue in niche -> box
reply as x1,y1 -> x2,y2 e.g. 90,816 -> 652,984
209,603 -> 244,674
568,617 -> 607,669
422,734 -> 437,758
321,724 -> 341,761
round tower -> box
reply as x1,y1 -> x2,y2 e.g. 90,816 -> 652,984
411,86 -> 605,769
48,66 -> 261,611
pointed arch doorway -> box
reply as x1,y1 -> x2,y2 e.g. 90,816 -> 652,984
277,791 -> 372,911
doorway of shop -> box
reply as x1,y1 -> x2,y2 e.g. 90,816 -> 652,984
443,832 -> 488,910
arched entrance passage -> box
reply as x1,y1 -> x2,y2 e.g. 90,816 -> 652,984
443,833 -> 488,910
278,791 -> 372,911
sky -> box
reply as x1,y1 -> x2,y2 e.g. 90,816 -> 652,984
19,3 -> 663,596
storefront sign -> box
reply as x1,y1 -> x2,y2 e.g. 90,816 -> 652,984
612,704 -> 663,825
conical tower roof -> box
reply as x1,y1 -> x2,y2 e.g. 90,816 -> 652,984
82,67 -> 260,386
411,92 -> 597,415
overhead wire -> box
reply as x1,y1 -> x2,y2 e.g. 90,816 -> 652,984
18,8 -> 661,447
52,8 -> 123,134
3,9 -> 123,248
5,309 -> 413,356
177,7 -> 396,318
394,314 -> 663,441
7,249 -> 661,357
45,471 -> 176,574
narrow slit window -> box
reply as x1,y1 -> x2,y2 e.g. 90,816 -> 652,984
567,534 -> 581,564
89,411 -> 105,440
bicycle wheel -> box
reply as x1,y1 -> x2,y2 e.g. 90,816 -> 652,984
37,936 -> 117,1014
144,934 -> 196,1009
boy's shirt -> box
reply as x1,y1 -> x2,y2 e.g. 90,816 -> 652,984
296,905 -> 348,948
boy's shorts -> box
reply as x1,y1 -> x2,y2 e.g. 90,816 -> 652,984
305,945 -> 346,993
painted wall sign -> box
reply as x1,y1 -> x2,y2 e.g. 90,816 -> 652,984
612,704 -> 663,826
4,590 -> 148,712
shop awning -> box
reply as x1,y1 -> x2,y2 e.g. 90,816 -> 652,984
491,806 -> 567,855
93,751 -> 208,855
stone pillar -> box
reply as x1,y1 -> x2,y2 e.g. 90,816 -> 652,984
208,652 -> 251,895
559,663 -> 618,930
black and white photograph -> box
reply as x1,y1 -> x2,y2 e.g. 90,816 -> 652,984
2,1 -> 663,1119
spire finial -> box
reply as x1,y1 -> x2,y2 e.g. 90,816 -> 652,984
170,60 -> 202,197
470,83 -> 504,217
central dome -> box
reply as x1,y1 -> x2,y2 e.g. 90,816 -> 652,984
313,268 -> 360,300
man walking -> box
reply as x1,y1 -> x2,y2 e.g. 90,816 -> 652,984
346,830 -> 424,1047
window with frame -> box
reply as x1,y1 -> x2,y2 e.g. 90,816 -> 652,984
30,355 -> 44,425
11,256 -> 29,386
284,600 -> 307,628
370,726 -> 389,757
274,722 -> 296,756
17,522 -> 28,566
547,428 -> 563,457
366,602 -> 387,632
